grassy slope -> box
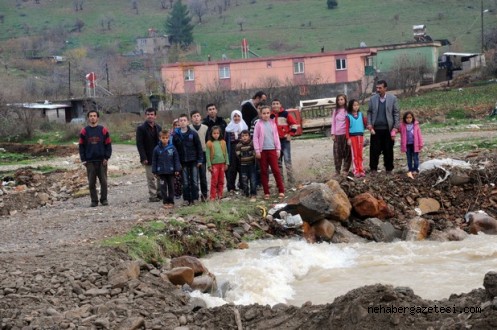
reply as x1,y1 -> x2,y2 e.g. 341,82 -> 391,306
1,0 -> 496,61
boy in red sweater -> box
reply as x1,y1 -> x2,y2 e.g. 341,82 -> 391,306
271,99 -> 298,186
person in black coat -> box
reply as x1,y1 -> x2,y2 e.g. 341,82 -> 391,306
136,108 -> 162,202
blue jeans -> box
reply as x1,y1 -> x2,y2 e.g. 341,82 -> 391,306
182,162 -> 199,202
240,163 -> 257,197
278,139 -> 294,183
406,144 -> 419,172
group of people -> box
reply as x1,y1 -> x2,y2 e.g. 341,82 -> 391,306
78,81 -> 424,208
331,80 -> 424,179
131,91 -> 297,209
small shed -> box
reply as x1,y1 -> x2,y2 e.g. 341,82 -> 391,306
16,101 -> 72,123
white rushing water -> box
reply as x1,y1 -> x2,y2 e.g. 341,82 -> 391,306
194,234 -> 497,308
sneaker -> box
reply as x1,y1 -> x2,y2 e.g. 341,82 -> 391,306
182,201 -> 190,207
200,195 -> 207,202
90,202 -> 98,207
249,197 -> 257,202
149,197 -> 161,202
100,200 -> 109,206
407,172 -> 414,179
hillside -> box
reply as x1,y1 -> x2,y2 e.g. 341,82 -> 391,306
0,0 -> 496,63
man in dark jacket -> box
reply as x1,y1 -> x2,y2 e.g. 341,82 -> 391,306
241,91 -> 267,126
202,103 -> 227,139
172,113 -> 203,206
79,110 -> 112,207
136,108 -> 162,202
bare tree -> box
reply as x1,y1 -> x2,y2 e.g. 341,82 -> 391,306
390,54 -> 430,96
131,0 -> 139,14
74,19 -> 85,33
235,16 -> 246,31
189,0 -> 207,23
100,14 -> 115,31
73,0 -> 84,11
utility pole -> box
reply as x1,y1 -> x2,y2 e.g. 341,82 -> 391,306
68,61 -> 72,97
481,0 -> 484,55
106,63 -> 110,92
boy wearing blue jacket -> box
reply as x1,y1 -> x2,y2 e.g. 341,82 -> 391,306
172,114 -> 204,206
152,130 -> 181,209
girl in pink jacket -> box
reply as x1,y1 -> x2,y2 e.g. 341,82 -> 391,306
253,105 -> 285,200
399,111 -> 423,178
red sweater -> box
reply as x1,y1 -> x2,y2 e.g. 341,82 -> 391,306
271,108 -> 298,139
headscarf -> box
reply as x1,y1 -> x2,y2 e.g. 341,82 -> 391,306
225,110 -> 248,139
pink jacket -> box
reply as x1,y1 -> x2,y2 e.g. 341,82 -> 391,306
253,119 -> 281,153
398,121 -> 423,153
331,108 -> 347,135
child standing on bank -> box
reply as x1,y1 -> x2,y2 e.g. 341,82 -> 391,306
346,99 -> 367,178
225,110 -> 248,194
171,119 -> 183,199
206,126 -> 229,200
253,105 -> 285,200
152,130 -> 181,209
331,94 -> 351,176
398,111 -> 424,179
236,130 -> 257,201
172,114 -> 203,206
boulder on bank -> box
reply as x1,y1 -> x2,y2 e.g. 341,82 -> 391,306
285,181 -> 351,224
348,218 -> 398,242
403,217 -> 431,241
351,193 -> 394,219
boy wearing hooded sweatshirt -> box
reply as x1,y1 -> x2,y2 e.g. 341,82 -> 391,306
152,130 -> 181,209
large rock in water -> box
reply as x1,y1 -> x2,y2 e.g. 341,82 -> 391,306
285,181 -> 351,224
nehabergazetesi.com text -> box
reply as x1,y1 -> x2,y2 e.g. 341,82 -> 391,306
368,305 -> 482,316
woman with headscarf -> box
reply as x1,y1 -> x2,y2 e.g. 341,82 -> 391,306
224,110 -> 248,194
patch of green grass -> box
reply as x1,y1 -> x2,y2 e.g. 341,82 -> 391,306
446,108 -> 469,120
432,137 -> 497,153
175,200 -> 255,226
102,199 -> 266,262
402,84 -> 497,115
0,152 -> 36,164
102,221 -> 168,262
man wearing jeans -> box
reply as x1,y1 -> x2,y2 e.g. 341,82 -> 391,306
136,108 -> 162,202
79,110 -> 112,207
271,98 -> 298,185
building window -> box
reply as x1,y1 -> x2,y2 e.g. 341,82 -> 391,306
294,61 -> 304,74
184,69 -> 195,81
336,58 -> 347,70
219,66 -> 230,79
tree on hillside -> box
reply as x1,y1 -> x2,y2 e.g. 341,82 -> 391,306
235,16 -> 246,31
165,0 -> 194,47
189,0 -> 207,23
74,19 -> 85,33
327,0 -> 337,9
73,0 -> 84,11
131,0 -> 139,15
